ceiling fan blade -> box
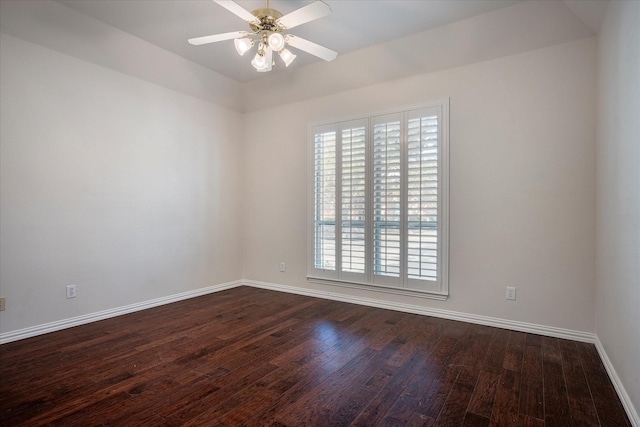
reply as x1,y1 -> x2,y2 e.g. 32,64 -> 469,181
188,31 -> 248,45
286,35 -> 337,62
213,0 -> 259,24
277,1 -> 332,29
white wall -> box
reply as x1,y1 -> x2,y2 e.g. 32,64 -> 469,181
243,38 -> 597,333
0,34 -> 243,333
596,0 -> 640,418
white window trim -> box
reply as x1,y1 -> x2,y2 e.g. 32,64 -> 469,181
307,99 -> 449,300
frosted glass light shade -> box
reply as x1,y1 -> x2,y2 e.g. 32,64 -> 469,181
234,38 -> 254,55
260,47 -> 273,72
279,48 -> 296,67
252,47 -> 273,72
268,32 -> 285,51
251,52 -> 266,70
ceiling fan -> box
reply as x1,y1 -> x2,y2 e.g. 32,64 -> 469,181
188,0 -> 338,72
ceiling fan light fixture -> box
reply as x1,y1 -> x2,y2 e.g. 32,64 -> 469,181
252,46 -> 273,72
279,48 -> 296,67
261,46 -> 274,72
234,37 -> 254,55
267,32 -> 285,51
251,51 -> 266,70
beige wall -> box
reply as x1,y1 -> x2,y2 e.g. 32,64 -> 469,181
243,38 -> 597,333
0,34 -> 244,333
596,0 -> 640,416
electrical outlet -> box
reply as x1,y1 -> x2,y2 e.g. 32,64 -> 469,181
66,285 -> 77,299
280,262 -> 286,272
506,286 -> 516,301
0,297 -> 5,311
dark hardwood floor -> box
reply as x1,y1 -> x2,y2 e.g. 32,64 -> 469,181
0,286 -> 631,426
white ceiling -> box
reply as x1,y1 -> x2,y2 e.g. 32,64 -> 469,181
1,0 -> 608,111
57,0 -> 528,82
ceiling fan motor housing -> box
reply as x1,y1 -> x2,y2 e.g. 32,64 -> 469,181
250,8 -> 284,33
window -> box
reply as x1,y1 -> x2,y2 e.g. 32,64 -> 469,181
308,100 -> 449,298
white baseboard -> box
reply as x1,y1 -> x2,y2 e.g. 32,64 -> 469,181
0,279 -> 594,345
242,279 -> 595,343
0,280 -> 243,344
594,337 -> 640,427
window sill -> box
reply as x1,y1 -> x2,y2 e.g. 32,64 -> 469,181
306,276 -> 448,301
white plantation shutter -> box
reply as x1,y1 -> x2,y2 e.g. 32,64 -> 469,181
309,101 -> 449,297
311,120 -> 368,282
372,114 -> 403,287
341,125 -> 367,275
313,127 -> 336,272
406,107 -> 444,292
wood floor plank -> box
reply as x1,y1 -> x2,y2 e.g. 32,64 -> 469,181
503,331 -> 526,372
416,362 -> 462,420
272,332 -> 402,426
520,334 -> 544,420
161,361 -> 278,425
307,340 -> 404,426
433,367 -> 478,427
541,336 -> 572,427
488,368 -> 521,427
462,412 -> 491,427
257,321 -> 393,424
575,342 -> 632,427
467,370 -> 500,419
0,287 -> 631,426
484,328 -> 511,373
350,351 -> 431,426
558,339 -> 600,426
